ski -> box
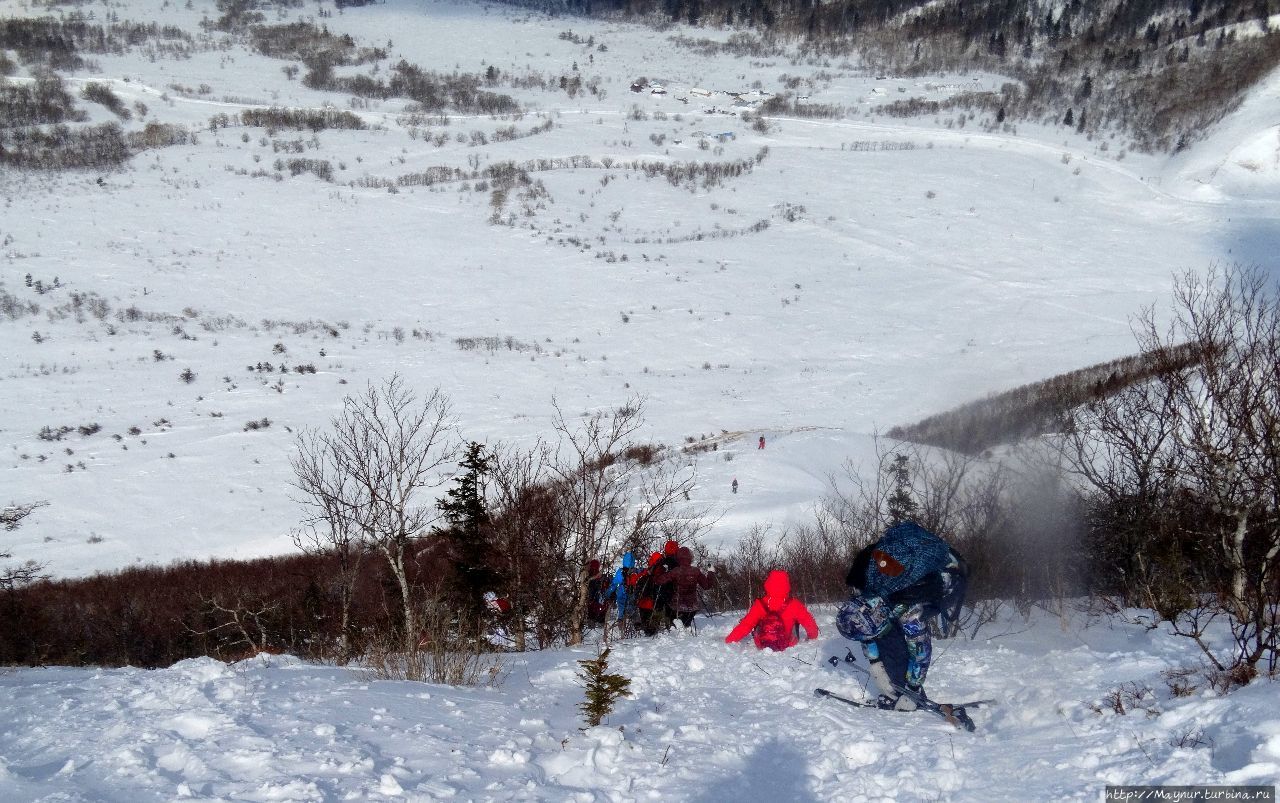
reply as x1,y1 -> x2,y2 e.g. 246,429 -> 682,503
892,686 -> 978,732
814,687 -> 978,732
827,649 -> 997,709
813,687 -> 879,709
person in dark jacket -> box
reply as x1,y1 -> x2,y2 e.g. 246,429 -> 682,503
586,559 -> 608,626
653,547 -> 715,628
653,539 -> 681,628
632,551 -> 665,636
836,521 -> 965,710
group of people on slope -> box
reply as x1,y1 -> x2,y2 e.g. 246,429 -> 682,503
506,519 -> 965,712
587,539 -> 718,636
724,520 -> 967,711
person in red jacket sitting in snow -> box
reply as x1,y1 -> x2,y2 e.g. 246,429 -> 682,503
724,569 -> 818,651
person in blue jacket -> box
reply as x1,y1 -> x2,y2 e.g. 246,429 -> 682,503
607,551 -> 635,624
836,521 -> 967,711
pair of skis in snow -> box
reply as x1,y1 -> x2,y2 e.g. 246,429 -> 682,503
813,649 -> 995,732
812,687 -> 989,732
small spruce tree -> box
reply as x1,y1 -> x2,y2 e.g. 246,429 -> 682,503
886,454 -> 919,525
577,647 -> 631,727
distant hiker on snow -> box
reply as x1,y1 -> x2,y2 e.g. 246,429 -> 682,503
758,435 -> 766,449
653,546 -> 716,629
836,521 -> 967,711
731,478 -> 738,494
724,569 -> 818,651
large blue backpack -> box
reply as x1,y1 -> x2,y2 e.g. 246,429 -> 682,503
862,521 -> 953,598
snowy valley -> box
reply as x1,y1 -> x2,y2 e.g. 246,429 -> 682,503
2,0 -> 1280,799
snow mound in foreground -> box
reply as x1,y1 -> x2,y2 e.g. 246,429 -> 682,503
0,607 -> 1275,802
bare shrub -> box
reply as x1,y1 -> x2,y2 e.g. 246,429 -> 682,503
1064,266 -> 1280,682
1090,682 -> 1159,717
1,500 -> 48,591
361,595 -> 503,685
1161,666 -> 1200,698
292,376 -> 455,651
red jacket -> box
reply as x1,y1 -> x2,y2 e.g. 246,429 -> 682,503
724,570 -> 818,650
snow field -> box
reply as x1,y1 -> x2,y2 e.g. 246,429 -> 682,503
1,607 -> 1276,801
5,0 -> 1277,577
3,0 -> 1280,798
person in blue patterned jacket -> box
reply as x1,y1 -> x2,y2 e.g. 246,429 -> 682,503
836,521 -> 967,711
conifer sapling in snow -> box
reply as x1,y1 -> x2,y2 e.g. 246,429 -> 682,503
576,647 -> 631,727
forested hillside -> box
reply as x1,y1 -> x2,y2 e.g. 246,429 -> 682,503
495,0 -> 1280,151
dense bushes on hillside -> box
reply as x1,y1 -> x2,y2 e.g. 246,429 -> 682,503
247,20 -> 386,65
80,81 -> 131,120
303,59 -> 520,116
235,107 -> 367,132
0,17 -> 192,69
1,75 -> 87,127
0,120 -> 192,169
0,122 -> 131,168
886,343 -> 1204,456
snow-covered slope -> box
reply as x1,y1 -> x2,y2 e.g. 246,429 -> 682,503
5,0 -> 1274,578
1158,60 -> 1280,279
1,607 -> 1276,801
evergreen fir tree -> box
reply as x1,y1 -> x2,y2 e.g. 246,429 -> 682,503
577,647 -> 631,727
438,441 -> 496,612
